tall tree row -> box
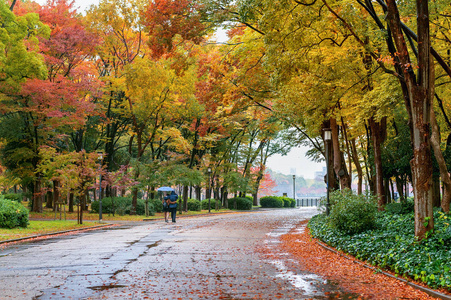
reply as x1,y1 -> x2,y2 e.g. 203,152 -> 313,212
0,0 -> 289,218
201,0 -> 451,239
2,0 -> 451,238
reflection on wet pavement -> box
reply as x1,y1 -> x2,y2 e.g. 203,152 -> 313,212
262,215 -> 361,299
0,208 -> 362,299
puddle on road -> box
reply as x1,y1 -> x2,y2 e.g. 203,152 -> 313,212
88,284 -> 127,291
270,259 -> 327,296
146,241 -> 160,249
264,221 -> 362,299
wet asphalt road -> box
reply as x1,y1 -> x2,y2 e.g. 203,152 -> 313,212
0,208 -> 358,299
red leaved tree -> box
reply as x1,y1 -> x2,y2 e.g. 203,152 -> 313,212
141,0 -> 205,58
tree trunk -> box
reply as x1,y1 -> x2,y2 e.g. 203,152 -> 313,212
69,193 -> 74,212
131,168 -> 139,215
46,190 -> 53,209
340,121 -> 353,185
253,169 -> 264,206
350,139 -> 363,194
395,176 -> 405,202
32,179 -> 43,213
85,188 -> 90,210
330,118 -> 351,189
183,185 -> 188,212
195,186 -> 201,200
389,179 -> 395,203
432,173 -> 441,208
214,177 -> 220,203
221,186 -> 228,209
386,0 -> 434,239
78,192 -> 85,224
430,104 -> 451,212
369,117 -> 387,210
384,178 -> 391,203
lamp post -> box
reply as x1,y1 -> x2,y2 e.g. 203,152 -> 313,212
292,175 -> 296,200
97,152 -> 103,222
323,128 -> 332,215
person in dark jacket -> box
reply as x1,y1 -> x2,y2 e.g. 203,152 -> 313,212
167,191 -> 178,223
162,193 -> 170,223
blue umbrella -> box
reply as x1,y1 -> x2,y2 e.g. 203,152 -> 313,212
157,186 -> 174,192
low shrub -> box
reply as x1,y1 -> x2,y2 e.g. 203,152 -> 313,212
201,199 -> 221,210
148,198 -> 163,213
328,189 -> 378,234
282,197 -> 295,208
0,193 -> 22,203
385,198 -> 414,215
260,196 -> 284,208
0,200 -> 29,228
229,197 -> 252,210
91,197 -> 148,215
290,197 -> 296,208
260,196 -> 295,208
187,199 -> 201,211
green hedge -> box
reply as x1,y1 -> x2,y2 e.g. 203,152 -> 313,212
187,199 -> 201,211
91,197 -> 148,215
282,197 -> 296,208
260,196 -> 283,208
309,209 -> 451,291
0,200 -> 29,228
229,197 -> 252,210
201,199 -> 221,210
260,196 -> 295,208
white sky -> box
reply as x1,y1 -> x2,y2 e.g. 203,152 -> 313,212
266,146 -> 324,179
34,0 -> 97,11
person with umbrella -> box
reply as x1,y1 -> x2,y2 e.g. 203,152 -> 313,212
158,187 -> 173,223
162,194 -> 170,223
166,191 -> 178,223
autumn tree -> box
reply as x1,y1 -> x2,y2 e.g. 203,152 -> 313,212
0,0 -> 48,210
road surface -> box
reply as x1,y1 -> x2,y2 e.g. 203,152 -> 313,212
0,208 -> 359,299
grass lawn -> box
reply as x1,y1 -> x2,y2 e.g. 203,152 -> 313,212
0,220 -> 100,242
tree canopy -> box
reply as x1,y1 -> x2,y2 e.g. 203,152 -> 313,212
1,0 -> 451,237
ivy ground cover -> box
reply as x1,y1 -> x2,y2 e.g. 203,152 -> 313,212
308,210 -> 451,292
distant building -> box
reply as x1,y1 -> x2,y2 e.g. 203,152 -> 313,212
314,167 -> 327,180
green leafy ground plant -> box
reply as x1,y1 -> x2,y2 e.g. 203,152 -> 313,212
308,210 -> 451,290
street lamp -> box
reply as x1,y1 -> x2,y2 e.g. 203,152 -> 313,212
292,175 -> 296,200
207,167 -> 212,213
97,152 -> 103,222
323,128 -> 332,215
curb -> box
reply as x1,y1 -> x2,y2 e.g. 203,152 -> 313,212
0,223 -> 116,246
315,240 -> 451,300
